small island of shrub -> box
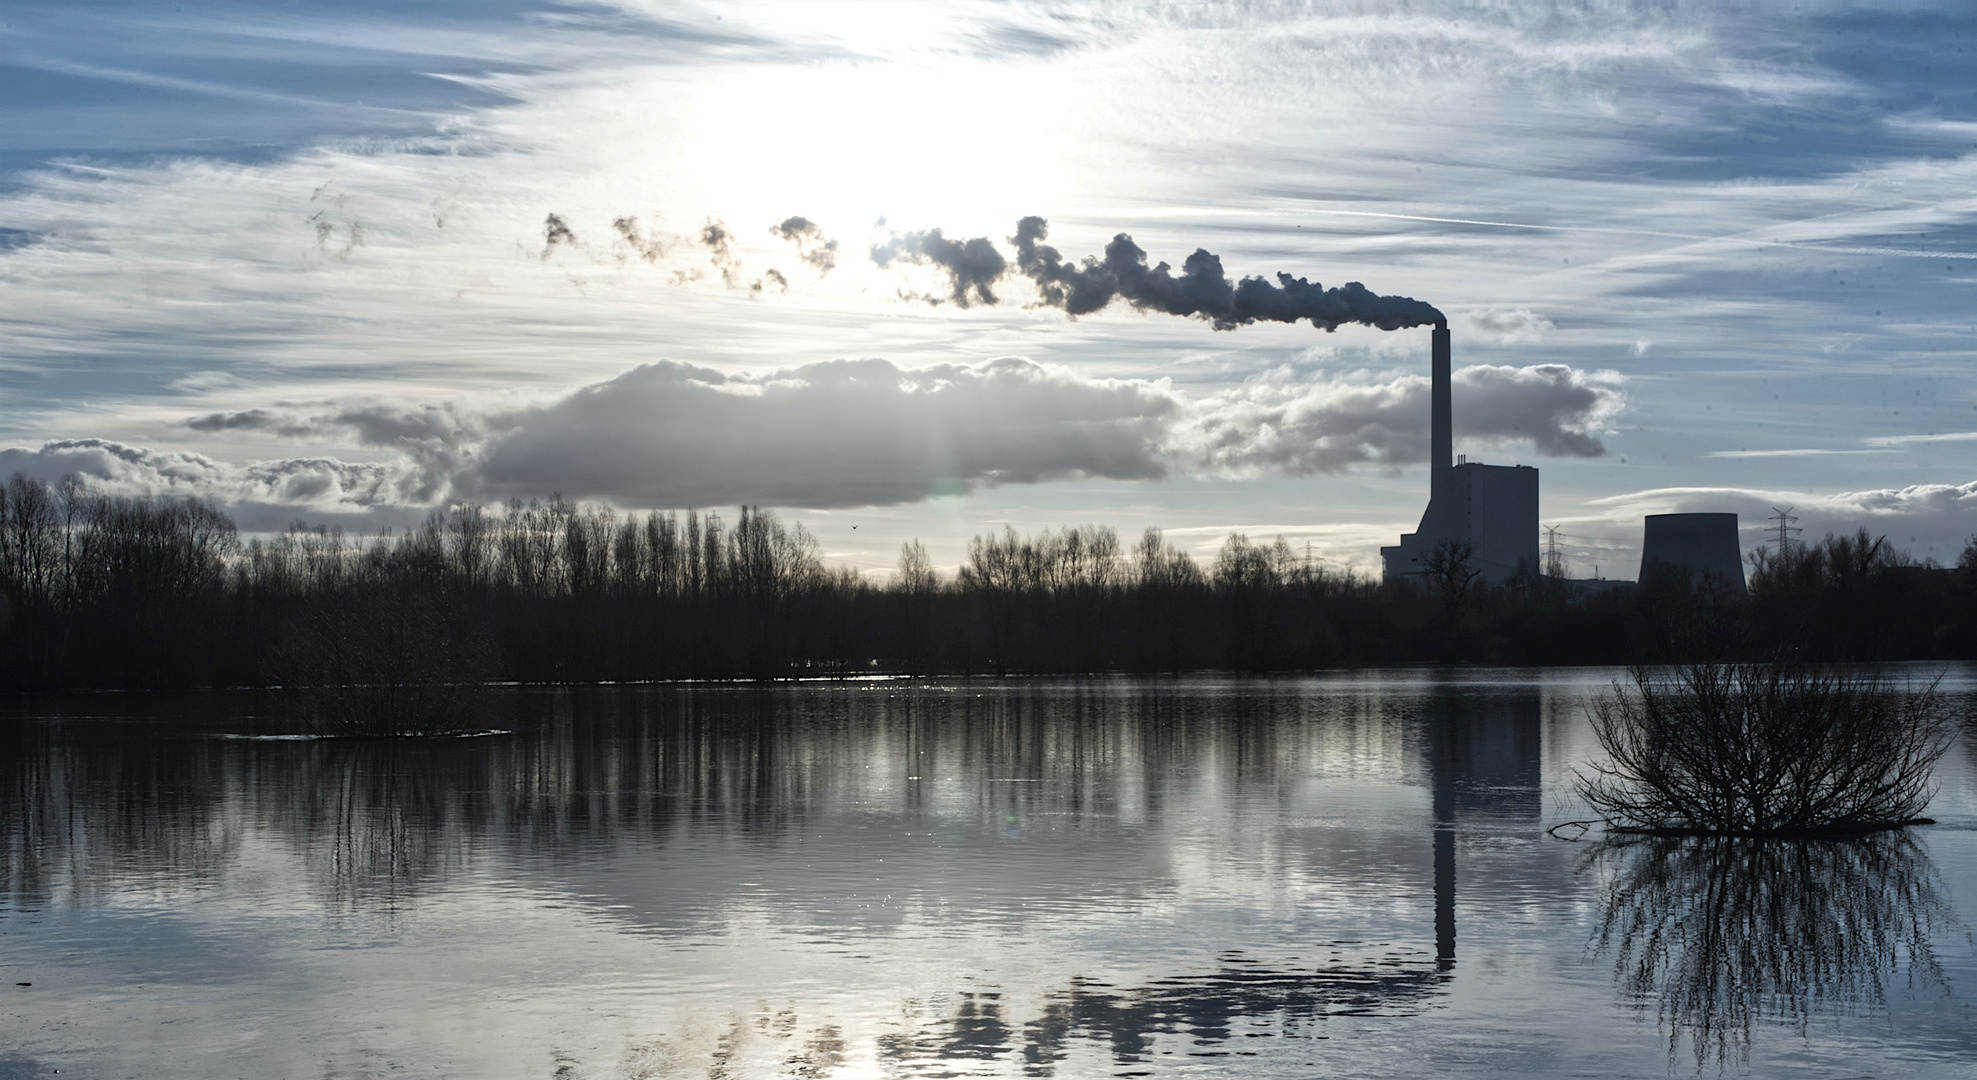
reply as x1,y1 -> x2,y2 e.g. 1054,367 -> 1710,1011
1577,661 -> 1953,837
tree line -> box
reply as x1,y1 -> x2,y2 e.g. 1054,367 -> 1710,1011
2,473 -> 1974,691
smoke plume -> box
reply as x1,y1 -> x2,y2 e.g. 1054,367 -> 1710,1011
865,216 -> 1441,329
611,216 -> 668,262
771,216 -> 840,275
542,213 -> 576,258
700,220 -> 742,287
870,227 -> 1008,307
1010,217 -> 1442,331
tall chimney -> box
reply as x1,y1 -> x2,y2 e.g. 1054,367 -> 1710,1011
1431,320 -> 1452,501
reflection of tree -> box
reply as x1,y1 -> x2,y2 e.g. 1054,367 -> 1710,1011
284,740 -> 478,910
1589,833 -> 1962,1070
0,719 -> 239,907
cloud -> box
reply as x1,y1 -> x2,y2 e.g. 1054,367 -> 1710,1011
181,401 -> 494,503
1181,363 -> 1625,474
1865,431 -> 1977,447
1704,449 -> 1896,459
6,357 -> 1627,518
0,439 -> 415,520
1584,482 -> 1977,562
466,357 -> 1176,508
1465,306 -> 1553,343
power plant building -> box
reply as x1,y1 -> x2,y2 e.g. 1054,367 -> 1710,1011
1382,324 -> 1540,584
1638,513 -> 1746,593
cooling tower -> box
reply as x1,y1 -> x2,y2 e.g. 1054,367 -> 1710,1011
1639,513 -> 1745,592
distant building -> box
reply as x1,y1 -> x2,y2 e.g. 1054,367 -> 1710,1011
1382,324 -> 1540,584
1638,513 -> 1745,593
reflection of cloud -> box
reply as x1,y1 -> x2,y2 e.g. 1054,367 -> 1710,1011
1590,833 -> 1959,1070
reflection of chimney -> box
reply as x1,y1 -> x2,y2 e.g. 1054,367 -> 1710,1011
1428,693 -> 1457,970
1431,321 -> 1452,502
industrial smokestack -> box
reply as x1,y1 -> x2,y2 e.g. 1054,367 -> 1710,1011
1431,320 -> 1451,502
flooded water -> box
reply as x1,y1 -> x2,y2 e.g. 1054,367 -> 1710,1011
3,669 -> 1976,1078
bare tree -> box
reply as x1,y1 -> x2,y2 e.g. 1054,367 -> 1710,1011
1421,540 -> 1480,622
893,540 -> 937,594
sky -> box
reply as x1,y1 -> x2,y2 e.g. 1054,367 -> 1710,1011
1,1 -> 1974,580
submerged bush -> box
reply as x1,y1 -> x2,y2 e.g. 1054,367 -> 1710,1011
1578,662 -> 1952,836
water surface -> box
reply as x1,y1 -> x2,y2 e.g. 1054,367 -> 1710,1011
4,669 -> 1975,1078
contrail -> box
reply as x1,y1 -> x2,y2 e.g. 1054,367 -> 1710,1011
1299,208 -> 1977,260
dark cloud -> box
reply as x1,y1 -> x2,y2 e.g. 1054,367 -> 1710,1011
869,227 -> 1008,307
752,267 -> 789,296
187,408 -> 314,437
770,215 -> 840,275
467,357 -> 1175,508
1010,217 -> 1443,331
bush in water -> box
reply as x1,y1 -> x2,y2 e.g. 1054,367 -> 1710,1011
1577,661 -> 1952,836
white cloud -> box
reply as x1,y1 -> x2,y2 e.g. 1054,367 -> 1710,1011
1704,449 -> 1896,459
1465,307 -> 1554,343
0,439 -> 415,528
1583,482 -> 1977,563
1865,431 -> 1977,447
1182,363 -> 1625,475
